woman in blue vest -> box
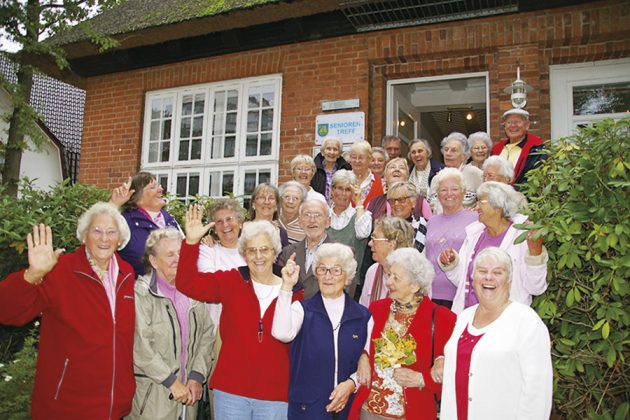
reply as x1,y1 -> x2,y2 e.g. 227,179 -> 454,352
273,243 -> 373,419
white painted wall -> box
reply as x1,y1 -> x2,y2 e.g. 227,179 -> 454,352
0,88 -> 64,191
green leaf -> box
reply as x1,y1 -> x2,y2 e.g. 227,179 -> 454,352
602,321 -> 610,339
615,402 -> 630,420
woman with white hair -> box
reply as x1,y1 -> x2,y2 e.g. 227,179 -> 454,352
349,140 -> 384,207
438,181 -> 548,314
408,138 -> 444,197
349,248 -> 456,420
429,132 -> 483,213
273,243 -> 373,419
425,168 -> 479,309
0,202 -> 135,418
128,227 -> 214,419
327,169 -> 372,295
291,154 -> 327,203
176,207 -> 304,419
370,146 -> 389,179
467,131 -> 493,169
437,247 -> 553,419
482,155 -> 514,184
279,181 -> 309,244
311,137 -> 352,203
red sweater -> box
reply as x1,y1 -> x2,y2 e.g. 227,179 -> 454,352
0,247 -> 136,420
175,241 -> 303,401
349,297 -> 456,420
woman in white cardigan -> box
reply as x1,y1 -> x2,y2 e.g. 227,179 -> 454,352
438,181 -> 548,314
435,247 -> 552,420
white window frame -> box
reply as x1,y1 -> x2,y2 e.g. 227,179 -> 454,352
550,58 -> 630,139
141,74 -> 282,201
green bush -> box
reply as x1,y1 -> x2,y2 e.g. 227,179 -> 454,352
521,118 -> 630,420
0,326 -> 38,420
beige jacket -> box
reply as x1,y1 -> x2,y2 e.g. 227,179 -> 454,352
126,272 -> 214,420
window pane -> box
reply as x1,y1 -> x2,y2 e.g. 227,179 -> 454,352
150,121 -> 160,140
247,111 -> 259,132
179,140 -> 189,161
223,172 -> 234,195
246,134 -> 258,157
160,142 -> 170,162
214,91 -> 225,112
261,109 -> 273,131
227,90 -> 238,111
180,117 -> 191,138
148,143 -> 158,162
224,137 -> 235,158
182,96 -> 193,115
244,172 -> 257,195
151,101 -> 162,119
194,95 -> 205,114
176,175 -> 187,196
573,82 -> 630,115
226,113 -> 237,134
192,116 -> 204,137
210,136 -> 221,159
189,174 -> 200,196
164,99 -> 173,118
260,133 -> 272,156
162,120 -> 171,140
249,92 -> 260,108
157,175 -> 169,193
259,171 -> 271,185
262,88 -> 274,107
191,139 -> 202,160
213,114 -> 224,135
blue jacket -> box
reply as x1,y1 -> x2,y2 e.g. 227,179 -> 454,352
119,208 -> 180,275
288,292 -> 370,419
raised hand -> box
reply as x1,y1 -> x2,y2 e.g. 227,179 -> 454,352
280,253 -> 300,292
24,224 -> 64,284
525,221 -> 544,256
184,205 -> 214,245
110,177 -> 134,208
439,247 -> 457,266
352,184 -> 365,207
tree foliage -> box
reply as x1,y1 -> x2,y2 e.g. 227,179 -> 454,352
522,118 -> 630,419
0,0 -> 120,196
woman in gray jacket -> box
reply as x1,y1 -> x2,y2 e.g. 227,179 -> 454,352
127,227 -> 214,420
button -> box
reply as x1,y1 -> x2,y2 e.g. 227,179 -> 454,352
469,372 -> 473,377
468,397 -> 472,402
301,404 -> 306,411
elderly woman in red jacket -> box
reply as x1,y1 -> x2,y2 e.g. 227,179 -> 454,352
0,202 -> 135,419
349,248 -> 456,420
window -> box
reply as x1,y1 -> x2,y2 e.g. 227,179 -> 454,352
550,59 -> 630,139
141,75 -> 282,202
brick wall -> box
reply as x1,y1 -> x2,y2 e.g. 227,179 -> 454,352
79,0 -> 630,188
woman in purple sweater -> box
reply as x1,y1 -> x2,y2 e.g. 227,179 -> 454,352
424,168 -> 478,309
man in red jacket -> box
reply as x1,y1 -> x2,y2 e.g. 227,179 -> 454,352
492,108 -> 547,190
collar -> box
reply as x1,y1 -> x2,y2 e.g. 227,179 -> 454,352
308,292 -> 366,323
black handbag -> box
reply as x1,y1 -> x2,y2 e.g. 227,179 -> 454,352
430,305 -> 441,418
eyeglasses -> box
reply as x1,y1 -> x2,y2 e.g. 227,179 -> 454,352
89,227 -> 119,239
315,265 -> 344,276
370,234 -> 390,242
282,195 -> 301,203
245,246 -> 273,257
472,146 -> 488,151
478,199 -> 490,205
301,211 -> 324,220
296,167 -> 313,173
214,216 -> 236,225
387,196 -> 411,205
255,195 -> 276,203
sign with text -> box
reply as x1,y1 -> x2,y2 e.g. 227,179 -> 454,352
315,112 -> 365,145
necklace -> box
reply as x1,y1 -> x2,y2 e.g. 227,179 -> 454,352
391,296 -> 423,315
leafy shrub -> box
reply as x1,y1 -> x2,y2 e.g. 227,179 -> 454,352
522,118 -> 629,420
0,326 -> 38,420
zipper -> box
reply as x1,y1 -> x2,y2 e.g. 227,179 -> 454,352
189,311 -> 198,368
165,305 -> 178,359
139,382 -> 153,415
54,358 -> 69,400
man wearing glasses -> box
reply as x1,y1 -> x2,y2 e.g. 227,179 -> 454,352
492,108 -> 547,189
277,199 -> 332,299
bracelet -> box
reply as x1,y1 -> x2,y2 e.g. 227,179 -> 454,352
347,377 -> 357,391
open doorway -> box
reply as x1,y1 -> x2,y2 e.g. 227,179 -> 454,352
387,73 -> 489,161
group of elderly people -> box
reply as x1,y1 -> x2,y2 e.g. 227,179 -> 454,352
0,108 -> 553,420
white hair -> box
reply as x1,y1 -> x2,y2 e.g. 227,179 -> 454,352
440,132 -> 469,157
320,137 -> 342,153
76,202 -> 131,250
467,131 -> 493,150
238,220 -> 282,257
331,169 -> 357,188
313,243 -> 358,283
386,248 -> 433,297
431,167 -> 465,192
477,181 -> 524,220
473,247 -> 513,283
483,156 -> 515,183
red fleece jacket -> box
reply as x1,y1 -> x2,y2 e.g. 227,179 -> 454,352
175,241 -> 303,402
0,247 -> 136,420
